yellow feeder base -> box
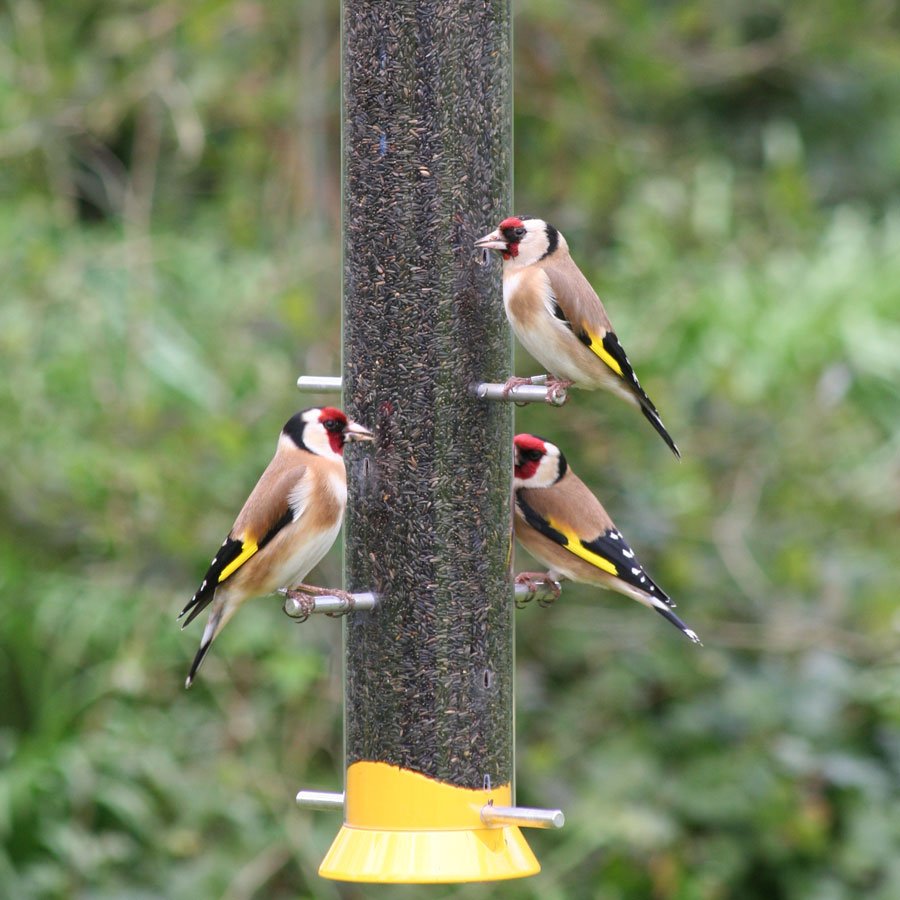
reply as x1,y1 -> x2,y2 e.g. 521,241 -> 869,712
319,761 -> 540,883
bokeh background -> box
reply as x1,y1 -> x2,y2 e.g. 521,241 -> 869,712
2,1 -> 899,897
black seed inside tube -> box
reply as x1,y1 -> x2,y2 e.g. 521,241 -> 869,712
342,0 -> 514,789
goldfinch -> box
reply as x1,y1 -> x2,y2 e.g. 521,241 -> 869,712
475,217 -> 680,457
513,433 -> 700,644
179,407 -> 373,687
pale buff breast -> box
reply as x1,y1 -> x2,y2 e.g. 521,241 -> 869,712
230,460 -> 346,596
503,269 -> 624,388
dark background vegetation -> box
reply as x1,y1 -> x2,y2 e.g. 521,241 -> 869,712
2,1 -> 899,897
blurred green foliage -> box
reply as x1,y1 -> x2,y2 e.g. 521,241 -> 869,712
1,0 -> 899,897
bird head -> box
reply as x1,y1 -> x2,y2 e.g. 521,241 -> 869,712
474,216 -> 561,266
282,407 -> 373,460
513,433 -> 568,488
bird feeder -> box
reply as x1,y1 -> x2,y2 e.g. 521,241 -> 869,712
293,0 -> 564,882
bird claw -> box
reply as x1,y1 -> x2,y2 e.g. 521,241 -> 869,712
284,584 -> 359,619
514,575 -> 535,608
282,590 -> 315,622
501,375 -> 539,399
514,572 -> 562,608
544,378 -> 572,406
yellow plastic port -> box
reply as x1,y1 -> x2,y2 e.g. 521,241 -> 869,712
318,761 -> 540,883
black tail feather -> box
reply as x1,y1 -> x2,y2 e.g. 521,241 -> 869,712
179,535 -> 243,628
653,603 -> 701,644
598,330 -> 681,458
639,402 -> 681,459
179,590 -> 214,629
184,609 -> 223,688
185,635 -> 213,688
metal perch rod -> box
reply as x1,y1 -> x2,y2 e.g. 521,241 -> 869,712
297,375 -> 343,392
281,580 -> 561,619
481,805 -> 565,830
281,590 -> 377,618
296,791 -> 344,811
296,791 -> 565,830
296,374 -> 566,406
474,382 -> 567,406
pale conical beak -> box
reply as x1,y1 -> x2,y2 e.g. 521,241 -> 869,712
474,229 -> 508,251
344,421 -> 374,443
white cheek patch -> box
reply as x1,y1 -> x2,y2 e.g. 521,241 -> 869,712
303,426 -> 344,462
514,233 -> 548,267
537,454 -> 559,486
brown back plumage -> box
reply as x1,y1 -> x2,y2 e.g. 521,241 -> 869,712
535,248 -> 613,338
518,467 -> 614,542
229,457 -> 308,544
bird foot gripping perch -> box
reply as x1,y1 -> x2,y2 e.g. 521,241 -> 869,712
474,377 -> 568,407
498,374 -> 570,407
514,573 -> 562,608
544,377 -> 573,405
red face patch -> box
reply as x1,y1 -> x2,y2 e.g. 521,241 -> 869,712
499,217 -> 525,260
515,433 -> 546,453
514,433 -> 546,481
319,407 -> 349,455
320,406 -> 347,424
